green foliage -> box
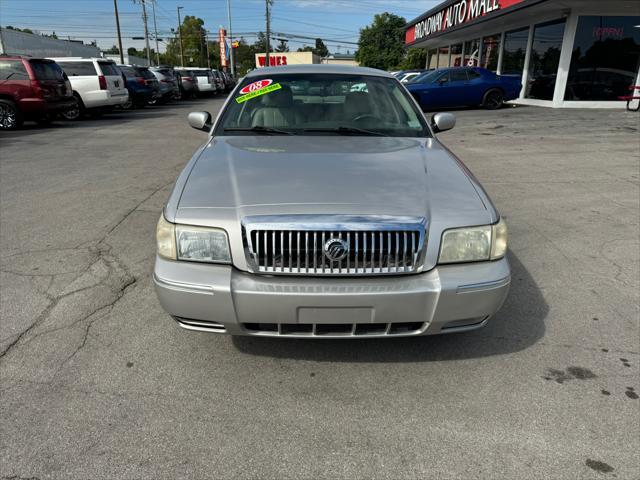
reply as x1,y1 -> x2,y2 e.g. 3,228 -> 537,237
296,39 -> 329,57
275,39 -> 289,52
163,15 -> 208,67
104,45 -> 120,55
314,38 -> 329,57
398,48 -> 427,70
355,12 -> 406,71
234,38 -> 258,75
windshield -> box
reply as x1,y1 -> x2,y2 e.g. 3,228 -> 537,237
215,73 -> 429,137
410,70 -> 441,84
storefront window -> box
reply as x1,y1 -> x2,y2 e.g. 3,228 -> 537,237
427,49 -> 438,69
502,27 -> 529,75
565,16 -> 640,101
451,43 -> 463,67
525,19 -> 566,100
481,34 -> 500,71
438,46 -> 450,68
463,39 -> 480,67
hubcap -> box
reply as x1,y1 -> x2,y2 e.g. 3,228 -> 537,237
64,106 -> 80,120
0,104 -> 16,129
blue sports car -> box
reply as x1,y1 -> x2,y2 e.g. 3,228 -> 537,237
405,67 -> 522,111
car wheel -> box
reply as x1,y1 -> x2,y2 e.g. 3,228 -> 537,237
0,99 -> 23,130
61,96 -> 83,120
121,96 -> 133,110
483,89 -> 504,110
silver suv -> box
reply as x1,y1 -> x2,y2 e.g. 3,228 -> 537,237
153,65 -> 510,338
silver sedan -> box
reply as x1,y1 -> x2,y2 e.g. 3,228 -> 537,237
153,65 -> 510,338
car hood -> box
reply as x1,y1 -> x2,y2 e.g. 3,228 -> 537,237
174,136 -> 493,227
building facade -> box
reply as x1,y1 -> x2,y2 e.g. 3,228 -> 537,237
405,0 -> 640,108
0,27 -> 101,58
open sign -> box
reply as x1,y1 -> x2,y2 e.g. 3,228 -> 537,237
239,79 -> 273,95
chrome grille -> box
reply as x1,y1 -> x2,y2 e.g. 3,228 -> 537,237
242,215 -> 426,276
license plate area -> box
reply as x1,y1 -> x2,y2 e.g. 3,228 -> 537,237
297,307 -> 373,324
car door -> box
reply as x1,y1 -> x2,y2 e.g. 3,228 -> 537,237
435,69 -> 472,107
465,68 -> 487,105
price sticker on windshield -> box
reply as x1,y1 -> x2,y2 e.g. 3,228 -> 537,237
239,79 -> 273,94
236,80 -> 282,103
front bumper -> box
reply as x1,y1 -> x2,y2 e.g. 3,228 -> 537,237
153,256 -> 510,338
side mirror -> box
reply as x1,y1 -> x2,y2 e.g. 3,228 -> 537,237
187,111 -> 212,132
431,112 -> 456,133
438,77 -> 448,85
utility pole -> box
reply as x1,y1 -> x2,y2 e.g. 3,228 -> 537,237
226,0 -> 235,76
151,0 -> 160,65
204,32 -> 211,69
135,0 -> 152,66
265,0 -> 272,67
177,6 -> 185,67
113,0 -> 124,64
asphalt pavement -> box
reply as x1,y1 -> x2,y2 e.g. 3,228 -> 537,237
1,99 -> 638,479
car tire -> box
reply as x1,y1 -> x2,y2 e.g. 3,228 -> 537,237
61,95 -> 84,121
483,89 -> 504,110
0,99 -> 23,130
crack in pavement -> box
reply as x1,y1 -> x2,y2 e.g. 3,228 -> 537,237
0,182 -> 170,362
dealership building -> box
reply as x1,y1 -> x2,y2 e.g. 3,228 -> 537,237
405,0 -> 640,108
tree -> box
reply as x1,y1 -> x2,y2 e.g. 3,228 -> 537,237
234,38 -> 257,75
297,46 -> 314,53
356,13 -> 406,71
398,48 -> 427,70
5,26 -> 34,34
314,38 -> 329,57
254,32 -> 268,53
162,15 -> 208,67
104,45 -> 120,54
275,39 -> 289,52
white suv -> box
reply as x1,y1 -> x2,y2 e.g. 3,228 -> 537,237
48,58 -> 128,119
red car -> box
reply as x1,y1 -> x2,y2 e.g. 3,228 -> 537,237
0,55 -> 76,130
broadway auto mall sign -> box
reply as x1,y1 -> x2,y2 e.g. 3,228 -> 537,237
406,0 -> 526,44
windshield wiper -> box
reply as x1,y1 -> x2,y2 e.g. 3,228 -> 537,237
303,126 -> 388,136
223,126 -> 294,135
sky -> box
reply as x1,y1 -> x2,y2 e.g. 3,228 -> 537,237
0,0 -> 440,53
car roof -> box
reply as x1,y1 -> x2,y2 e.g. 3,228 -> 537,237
245,64 -> 392,78
49,57 -> 112,62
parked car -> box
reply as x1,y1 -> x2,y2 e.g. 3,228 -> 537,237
149,66 -> 178,103
221,71 -> 235,91
405,67 -> 522,110
176,67 -> 215,96
211,69 -> 224,93
0,55 -> 75,129
175,70 -> 198,99
153,65 -> 510,337
395,69 -> 428,83
49,57 -> 128,119
117,65 -> 156,108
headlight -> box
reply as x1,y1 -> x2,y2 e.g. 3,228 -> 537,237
156,215 -> 232,264
156,214 -> 176,260
438,218 -> 507,264
176,225 -> 231,263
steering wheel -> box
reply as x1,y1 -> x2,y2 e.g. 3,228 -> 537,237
353,114 -> 377,123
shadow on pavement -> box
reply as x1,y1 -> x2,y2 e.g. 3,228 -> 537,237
231,252 -> 547,362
